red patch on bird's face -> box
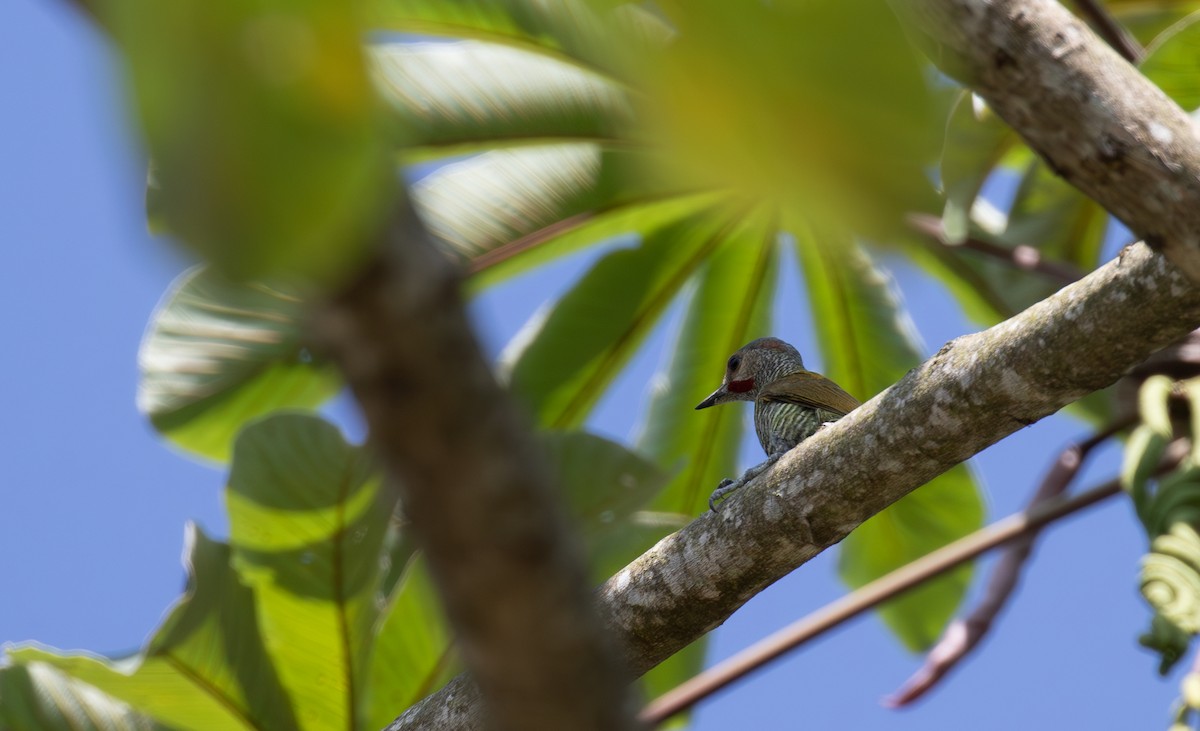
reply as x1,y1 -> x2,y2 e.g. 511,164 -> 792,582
727,378 -> 755,393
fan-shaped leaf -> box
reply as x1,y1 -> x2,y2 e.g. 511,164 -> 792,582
139,266 -> 338,463
794,231 -> 984,650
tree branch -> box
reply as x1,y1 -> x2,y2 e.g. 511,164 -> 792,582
907,212 -> 1084,285
895,0 -> 1200,283
313,199 -> 642,731
639,435 -> 1187,725
394,240 -> 1200,729
884,416 -> 1135,707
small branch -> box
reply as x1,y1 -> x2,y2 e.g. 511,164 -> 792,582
884,415 -> 1136,707
906,213 -> 1084,285
1071,0 -> 1144,64
639,439 -> 1187,725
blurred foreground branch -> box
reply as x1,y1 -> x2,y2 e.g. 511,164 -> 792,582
313,199 -> 641,731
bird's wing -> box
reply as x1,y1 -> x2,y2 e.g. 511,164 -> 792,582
758,370 -> 861,416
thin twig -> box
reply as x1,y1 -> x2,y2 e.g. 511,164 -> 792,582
884,415 -> 1138,706
1071,0 -> 1144,64
906,213 -> 1084,286
639,440 -> 1187,726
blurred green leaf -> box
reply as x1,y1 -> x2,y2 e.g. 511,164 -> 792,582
542,430 -> 667,536
638,214 -> 780,515
366,0 -> 668,82
1003,160 -> 1107,272
106,0 -> 392,279
226,413 -> 392,731
413,145 -> 700,278
1142,12 -> 1200,110
0,663 -> 171,731
139,266 -> 339,463
1113,1 -> 1200,47
371,40 -> 633,155
6,526 -> 297,731
795,232 -> 984,650
643,0 -> 937,238
506,205 -> 744,428
940,93 -> 1016,242
365,556 -> 457,729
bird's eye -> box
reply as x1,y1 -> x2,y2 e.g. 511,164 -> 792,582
727,355 -> 741,372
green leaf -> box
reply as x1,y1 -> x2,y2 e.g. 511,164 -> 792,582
410,142 -> 718,291
1002,159 -> 1107,273
6,526 -> 297,731
542,430 -> 668,538
365,556 -> 457,728
226,413 -> 392,731
637,214 -> 780,515
371,40 -> 633,155
643,0 -> 938,238
940,92 -> 1016,242
106,0 -> 392,280
139,266 -> 339,463
0,663 -> 171,731
794,231 -> 985,650
365,0 -> 669,82
1143,12 -> 1200,111
505,204 -> 743,428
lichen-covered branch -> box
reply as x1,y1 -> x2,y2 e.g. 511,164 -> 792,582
894,0 -> 1200,283
313,199 -> 642,731
394,243 -> 1200,729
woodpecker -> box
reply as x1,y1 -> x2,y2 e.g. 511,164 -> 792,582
696,337 -> 859,510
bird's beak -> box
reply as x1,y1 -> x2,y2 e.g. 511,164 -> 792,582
695,386 -> 725,410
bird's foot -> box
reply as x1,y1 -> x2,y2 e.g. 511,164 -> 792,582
708,478 -> 742,512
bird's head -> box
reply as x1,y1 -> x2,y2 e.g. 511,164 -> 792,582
695,337 -> 806,409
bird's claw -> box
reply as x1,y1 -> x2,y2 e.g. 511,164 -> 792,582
708,478 -> 740,512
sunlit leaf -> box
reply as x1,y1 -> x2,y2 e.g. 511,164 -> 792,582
226,413 -> 392,731
365,556 -> 457,728
643,0 -> 937,238
106,0 -> 392,279
795,231 -> 984,650
371,40 -> 633,155
6,526 -> 297,730
138,266 -> 339,463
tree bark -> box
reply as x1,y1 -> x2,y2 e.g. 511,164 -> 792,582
896,0 -> 1200,283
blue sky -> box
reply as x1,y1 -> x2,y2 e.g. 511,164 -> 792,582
0,1 -> 1186,729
